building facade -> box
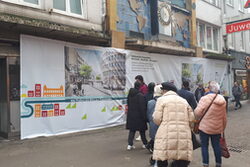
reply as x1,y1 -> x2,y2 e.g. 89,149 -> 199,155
0,0 -> 240,139
0,0 -> 108,138
223,0 -> 250,99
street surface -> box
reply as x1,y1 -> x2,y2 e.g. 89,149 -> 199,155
0,101 -> 249,167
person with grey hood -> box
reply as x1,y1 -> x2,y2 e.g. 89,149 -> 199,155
147,85 -> 163,166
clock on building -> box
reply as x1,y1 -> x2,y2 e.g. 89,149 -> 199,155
158,3 -> 171,26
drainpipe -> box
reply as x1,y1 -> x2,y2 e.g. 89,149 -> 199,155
102,0 -> 107,34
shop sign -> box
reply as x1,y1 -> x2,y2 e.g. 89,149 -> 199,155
226,20 -> 250,34
235,70 -> 247,77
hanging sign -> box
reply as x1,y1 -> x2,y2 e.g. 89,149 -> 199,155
226,20 -> 250,34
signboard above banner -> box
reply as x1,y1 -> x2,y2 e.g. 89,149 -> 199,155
235,70 -> 247,77
226,20 -> 250,34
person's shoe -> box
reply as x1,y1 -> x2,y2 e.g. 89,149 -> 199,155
127,145 -> 135,150
135,135 -> 141,141
146,143 -> 153,153
142,144 -> 147,149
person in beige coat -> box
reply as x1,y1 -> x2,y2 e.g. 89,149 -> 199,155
153,82 -> 195,167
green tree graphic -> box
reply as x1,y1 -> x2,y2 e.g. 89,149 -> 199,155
79,64 -> 92,79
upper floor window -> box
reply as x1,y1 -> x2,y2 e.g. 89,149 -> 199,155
53,0 -> 86,18
240,32 -> 245,50
227,0 -> 233,7
204,0 -> 220,7
228,33 -> 235,49
197,22 -> 220,52
239,0 -> 244,12
210,0 -> 220,7
23,0 -> 38,4
2,0 -> 40,8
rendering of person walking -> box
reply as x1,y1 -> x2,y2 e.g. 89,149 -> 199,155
195,81 -> 227,167
126,81 -> 148,150
153,82 -> 195,167
232,81 -> 242,110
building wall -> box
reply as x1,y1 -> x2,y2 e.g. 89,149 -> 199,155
196,0 -> 222,26
223,0 -> 249,18
0,0 -> 104,31
196,0 -> 223,53
223,0 -> 250,54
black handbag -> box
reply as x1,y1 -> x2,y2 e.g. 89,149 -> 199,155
192,131 -> 201,150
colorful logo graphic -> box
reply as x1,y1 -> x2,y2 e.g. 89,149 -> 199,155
22,84 -> 64,98
34,103 -> 70,118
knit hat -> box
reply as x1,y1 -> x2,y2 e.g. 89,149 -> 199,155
161,82 -> 177,92
154,85 -> 162,97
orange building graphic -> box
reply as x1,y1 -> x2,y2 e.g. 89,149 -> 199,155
48,110 -> 54,117
43,85 -> 64,97
35,104 -> 41,117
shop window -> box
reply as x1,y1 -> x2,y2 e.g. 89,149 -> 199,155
53,0 -> 86,18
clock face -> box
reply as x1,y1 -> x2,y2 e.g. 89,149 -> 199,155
160,7 -> 170,22
158,3 -> 171,26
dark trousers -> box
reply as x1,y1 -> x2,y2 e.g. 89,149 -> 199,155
157,160 -> 168,167
128,130 -> 147,146
234,95 -> 242,109
156,160 -> 189,167
171,160 -> 190,167
200,131 -> 221,166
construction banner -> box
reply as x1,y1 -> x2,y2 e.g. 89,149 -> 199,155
20,35 -> 230,139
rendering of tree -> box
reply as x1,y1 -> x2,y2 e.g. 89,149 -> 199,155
79,64 -> 92,79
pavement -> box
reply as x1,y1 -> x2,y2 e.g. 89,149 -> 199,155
0,100 -> 249,167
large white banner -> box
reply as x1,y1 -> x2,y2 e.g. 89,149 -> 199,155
21,35 -> 230,139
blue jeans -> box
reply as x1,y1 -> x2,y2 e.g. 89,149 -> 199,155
200,131 -> 221,166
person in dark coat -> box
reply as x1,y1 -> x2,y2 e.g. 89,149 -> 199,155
232,81 -> 242,110
177,80 -> 197,110
195,83 -> 205,102
126,81 -> 148,150
145,82 -> 155,103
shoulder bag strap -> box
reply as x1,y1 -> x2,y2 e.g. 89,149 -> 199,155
198,93 -> 218,122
